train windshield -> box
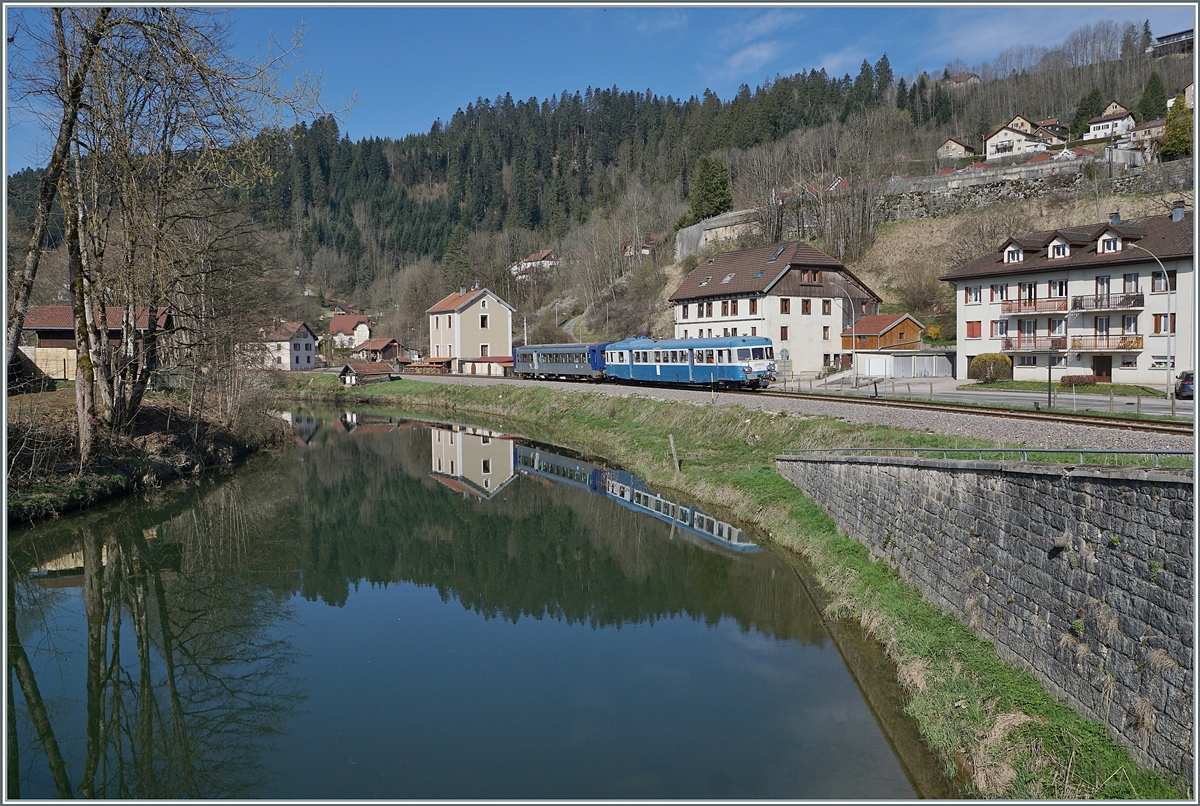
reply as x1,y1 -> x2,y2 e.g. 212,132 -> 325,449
736,348 -> 751,361
751,348 -> 765,360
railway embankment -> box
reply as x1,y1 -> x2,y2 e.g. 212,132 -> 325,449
777,453 -> 1193,777
274,372 -> 1190,798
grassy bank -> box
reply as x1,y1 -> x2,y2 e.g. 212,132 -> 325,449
278,373 -> 1188,799
962,380 -> 1169,398
6,388 -> 289,525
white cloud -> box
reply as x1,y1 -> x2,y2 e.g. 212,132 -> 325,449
723,9 -> 804,46
725,41 -> 782,76
635,10 -> 688,36
818,44 -> 869,78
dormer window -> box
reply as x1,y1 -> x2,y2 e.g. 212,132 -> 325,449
1005,247 -> 1023,263
1051,244 -> 1068,259
1101,237 -> 1120,253
720,273 -> 735,284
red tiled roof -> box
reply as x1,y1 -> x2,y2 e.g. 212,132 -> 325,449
1027,152 -> 1053,163
941,211 -> 1193,281
23,306 -> 170,331
937,166 -> 957,175
840,313 -> 923,336
426,287 -> 514,314
942,137 -> 973,149
262,321 -> 314,342
523,249 -> 557,262
357,337 -> 399,351
330,314 -> 369,335
461,356 -> 513,365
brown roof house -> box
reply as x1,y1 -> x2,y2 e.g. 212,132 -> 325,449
245,321 -> 318,371
330,314 -> 371,349
940,205 -> 1192,384
835,313 -> 943,378
668,241 -> 880,378
338,362 -> 398,386
936,137 -> 976,161
18,306 -> 173,380
427,286 -> 515,376
351,337 -> 407,364
509,249 -> 561,282
1083,107 -> 1135,141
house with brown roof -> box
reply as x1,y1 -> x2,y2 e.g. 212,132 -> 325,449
840,313 -> 924,351
1006,115 -> 1038,133
426,286 -> 515,375
249,321 -> 318,371
1127,118 -> 1167,148
940,205 -> 1192,384
936,137 -> 976,160
329,314 -> 371,349
984,126 -> 1043,161
668,241 -> 880,377
1166,81 -> 1194,111
18,306 -> 173,380
838,313 -> 943,379
338,361 -> 398,386
351,337 -> 406,363
1084,107 -> 1135,141
509,249 -> 561,281
946,72 -> 981,89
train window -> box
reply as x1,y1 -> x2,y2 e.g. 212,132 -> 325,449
737,348 -> 751,361
704,349 -> 714,364
766,347 -> 774,359
653,351 -> 661,363
620,352 -> 626,362
752,348 -> 765,360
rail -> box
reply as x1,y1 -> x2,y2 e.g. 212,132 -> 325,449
778,447 -> 1192,468
1071,293 -> 1145,311
1070,334 -> 1144,350
1000,298 -> 1068,314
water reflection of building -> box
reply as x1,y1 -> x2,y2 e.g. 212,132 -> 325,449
514,445 -> 761,553
280,411 -> 319,444
430,425 -> 517,499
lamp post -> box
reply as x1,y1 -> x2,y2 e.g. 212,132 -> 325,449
1125,242 -> 1174,416
831,279 -> 857,389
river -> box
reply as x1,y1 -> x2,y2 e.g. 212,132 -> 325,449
7,410 -> 950,799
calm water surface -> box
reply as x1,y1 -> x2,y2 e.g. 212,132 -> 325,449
9,413 -> 937,799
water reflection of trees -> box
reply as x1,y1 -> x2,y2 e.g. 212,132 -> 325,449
8,488 -> 302,799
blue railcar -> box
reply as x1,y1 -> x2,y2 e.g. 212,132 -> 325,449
512,342 -> 611,380
603,336 -> 775,389
514,444 -> 605,494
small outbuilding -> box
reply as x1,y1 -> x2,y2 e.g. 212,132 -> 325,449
339,362 -> 397,386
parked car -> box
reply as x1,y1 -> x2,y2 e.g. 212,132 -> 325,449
1175,371 -> 1194,400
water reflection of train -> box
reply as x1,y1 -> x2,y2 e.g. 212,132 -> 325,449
514,444 -> 761,553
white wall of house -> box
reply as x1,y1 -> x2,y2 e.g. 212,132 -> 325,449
1084,115 -> 1135,141
674,293 -> 852,376
427,291 -> 513,372
263,330 -> 316,370
985,128 -> 1039,160
951,257 -> 1193,386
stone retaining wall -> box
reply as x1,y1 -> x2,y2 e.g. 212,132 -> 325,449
775,454 -> 1193,774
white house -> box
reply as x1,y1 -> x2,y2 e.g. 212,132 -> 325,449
668,241 -> 881,377
329,314 -> 371,349
430,424 -> 517,499
252,321 -> 318,370
1084,109 -> 1135,141
426,286 -> 515,375
509,249 -> 561,281
941,205 -> 1193,386
984,126 -> 1042,161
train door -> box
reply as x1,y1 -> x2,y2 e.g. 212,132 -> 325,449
687,348 -> 695,383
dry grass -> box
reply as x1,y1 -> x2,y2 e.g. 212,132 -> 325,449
1145,648 -> 1179,676
969,712 -> 1039,796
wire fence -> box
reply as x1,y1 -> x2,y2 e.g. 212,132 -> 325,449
778,447 -> 1194,468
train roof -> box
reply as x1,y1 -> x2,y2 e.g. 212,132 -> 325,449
607,335 -> 773,350
514,342 -> 611,351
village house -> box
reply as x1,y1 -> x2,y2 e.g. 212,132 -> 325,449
984,126 -> 1044,160
1084,104 -> 1135,141
837,313 -> 948,379
668,241 -> 880,377
936,137 -> 976,160
1128,118 -> 1167,149
329,314 -> 371,349
509,249 -> 561,282
251,321 -> 318,371
941,205 -> 1192,386
18,305 -> 174,380
1031,126 -> 1068,147
1005,114 -> 1038,133
338,361 -> 398,386
1166,81 -> 1194,110
1034,118 -> 1070,139
351,337 -> 406,364
426,286 -> 515,376
945,72 -> 981,90
430,424 -> 517,499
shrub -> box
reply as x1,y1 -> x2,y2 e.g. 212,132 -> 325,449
968,353 -> 1012,383
1059,374 -> 1098,388
924,323 -> 942,341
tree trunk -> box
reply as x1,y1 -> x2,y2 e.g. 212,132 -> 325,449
6,8 -> 112,370
62,171 -> 96,468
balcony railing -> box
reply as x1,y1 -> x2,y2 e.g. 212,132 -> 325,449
1000,298 -> 1069,314
1000,336 -> 1067,351
1070,293 -> 1145,311
1071,335 -> 1144,351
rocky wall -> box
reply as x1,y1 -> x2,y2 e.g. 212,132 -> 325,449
775,454 -> 1194,774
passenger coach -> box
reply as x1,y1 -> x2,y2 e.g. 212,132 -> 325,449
604,335 -> 776,388
513,342 -> 610,380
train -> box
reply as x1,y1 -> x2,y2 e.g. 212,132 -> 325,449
512,335 -> 776,389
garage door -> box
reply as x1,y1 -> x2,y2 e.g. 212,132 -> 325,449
865,357 -> 887,377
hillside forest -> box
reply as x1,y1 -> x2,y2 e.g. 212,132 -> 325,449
7,14 -> 1193,363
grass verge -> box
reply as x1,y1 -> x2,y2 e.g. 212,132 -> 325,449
275,373 -> 1190,799
962,380 -> 1169,398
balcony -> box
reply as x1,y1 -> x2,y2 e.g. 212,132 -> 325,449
1000,298 -> 1069,314
1070,293 -> 1145,312
1000,336 -> 1067,351
1071,335 -> 1144,351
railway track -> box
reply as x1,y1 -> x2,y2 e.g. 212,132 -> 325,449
742,389 -> 1194,436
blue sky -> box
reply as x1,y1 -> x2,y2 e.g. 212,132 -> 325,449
5,4 -> 1196,172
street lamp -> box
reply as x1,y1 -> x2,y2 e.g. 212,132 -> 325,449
1125,242 -> 1175,416
831,279 -> 858,389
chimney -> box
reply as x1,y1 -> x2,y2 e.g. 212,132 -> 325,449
1172,200 -> 1186,222
1109,211 -> 1120,226
459,287 -> 466,296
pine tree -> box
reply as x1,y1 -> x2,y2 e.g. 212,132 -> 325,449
1137,72 -> 1168,123
675,156 -> 732,230
1159,95 -> 1193,160
1071,88 -> 1106,138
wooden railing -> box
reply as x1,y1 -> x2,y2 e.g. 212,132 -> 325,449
1000,336 -> 1068,351
1000,298 -> 1069,314
1070,293 -> 1145,311
1070,335 -> 1144,351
